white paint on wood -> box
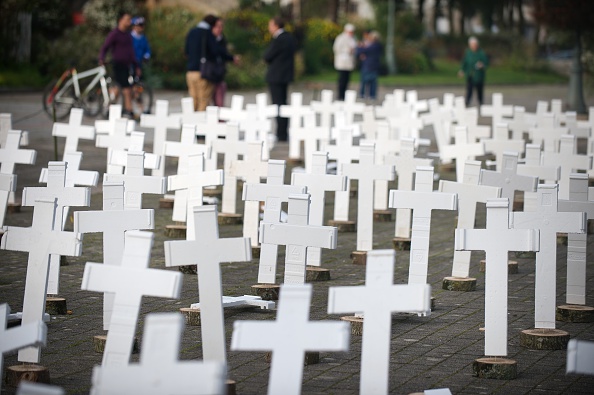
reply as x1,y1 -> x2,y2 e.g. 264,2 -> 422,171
140,100 -> 181,177
52,108 -> 95,154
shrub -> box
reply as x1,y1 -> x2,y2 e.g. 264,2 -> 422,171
396,44 -> 431,74
302,18 -> 341,74
83,0 -> 140,33
223,9 -> 273,59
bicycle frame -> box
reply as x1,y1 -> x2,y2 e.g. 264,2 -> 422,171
54,65 -> 109,105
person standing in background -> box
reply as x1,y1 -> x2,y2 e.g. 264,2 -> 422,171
211,18 -> 240,107
185,14 -> 218,111
357,30 -> 382,102
264,16 -> 295,142
99,11 -> 139,118
458,36 -> 488,106
333,23 -> 357,101
131,16 -> 151,67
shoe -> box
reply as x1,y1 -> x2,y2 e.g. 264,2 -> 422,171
123,110 -> 135,119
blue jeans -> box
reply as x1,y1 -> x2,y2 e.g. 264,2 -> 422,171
360,71 -> 378,100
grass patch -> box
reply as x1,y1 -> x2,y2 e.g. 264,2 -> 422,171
0,65 -> 49,89
302,58 -> 567,86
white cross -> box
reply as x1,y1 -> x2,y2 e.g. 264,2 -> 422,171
387,106 -> 424,140
104,151 -> 166,210
455,198 -> 539,356
452,95 -> 467,123
81,231 -> 182,366
389,166 -> 457,284
310,89 -> 335,128
212,123 -> 247,214
343,143 -> 395,251
565,111 -> 590,141
292,113 -> 331,172
558,173 -> 594,305
0,304 -> 47,393
172,97 -> 206,126
194,106 -> 228,171
52,108 -> 96,155
577,107 -> 594,137
326,127 -> 359,222
338,90 -> 365,124
280,92 -> 314,160
74,181 -> 154,330
96,118 -> 133,173
242,160 -> 306,284
165,205 -> 251,364
231,284 -> 349,395
0,129 -> 36,209
23,162 -> 90,296
255,92 -> 279,120
542,134 -> 593,200
0,113 -> 29,146
482,123 -> 525,170
1,197 -> 82,363
375,89 -> 405,119
422,98 -> 453,154
480,93 -> 513,129
406,90 -> 428,116
140,100 -> 181,177
505,106 -> 535,141
240,104 -> 273,160
328,250 -> 431,394
259,194 -> 337,284
457,107 -> 490,142
167,153 -> 223,239
439,160 -> 501,278
551,99 -> 565,123
385,137 -> 433,239
512,184 -> 585,329
440,126 -> 485,181
231,142 -> 268,248
0,173 -> 15,227
218,94 -> 247,122
91,313 -> 226,395
517,144 -> 560,212
480,151 -> 538,210
108,131 -> 161,173
292,152 -> 347,267
95,104 -> 133,135
567,339 -> 594,376
360,106 -> 380,139
529,113 -> 567,152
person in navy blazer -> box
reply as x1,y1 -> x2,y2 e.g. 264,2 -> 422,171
264,16 -> 295,142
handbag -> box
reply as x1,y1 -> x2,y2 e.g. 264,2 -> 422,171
200,33 -> 226,83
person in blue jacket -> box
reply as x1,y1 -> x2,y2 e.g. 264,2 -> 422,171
356,30 -> 383,102
131,17 -> 151,68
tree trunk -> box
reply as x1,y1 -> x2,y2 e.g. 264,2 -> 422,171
508,0 -> 514,30
517,0 -> 525,36
448,0 -> 454,35
568,29 -> 587,113
418,0 -> 425,22
433,0 -> 441,34
329,0 -> 339,23
459,9 -> 466,36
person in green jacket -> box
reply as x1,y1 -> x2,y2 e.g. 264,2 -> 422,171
458,36 -> 488,106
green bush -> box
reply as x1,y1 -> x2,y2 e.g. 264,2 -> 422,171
302,18 -> 341,74
223,9 -> 273,58
83,0 -> 140,33
396,44 -> 431,74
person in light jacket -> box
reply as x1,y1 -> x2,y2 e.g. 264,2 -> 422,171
333,23 -> 357,101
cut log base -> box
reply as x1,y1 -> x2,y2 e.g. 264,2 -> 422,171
519,328 -> 570,350
164,224 -> 186,239
556,304 -> 594,323
442,277 -> 477,292
439,162 -> 456,173
45,297 -> 67,315
393,237 -> 411,251
341,316 -> 364,336
251,284 -> 280,301
6,202 -> 21,214
178,265 -> 197,275
180,307 -> 201,326
472,357 -> 517,379
557,233 -> 568,246
202,188 -> 222,198
373,210 -> 392,222
251,246 -> 260,259
306,266 -> 331,282
4,364 -> 50,387
93,335 -> 139,354
159,198 -> 174,209
351,251 -> 367,265
431,297 -> 435,311
226,379 -> 237,395
327,220 -> 356,233
514,251 -> 536,259
265,351 -> 319,365
286,158 -> 304,166
479,260 -> 518,274
217,212 -> 242,225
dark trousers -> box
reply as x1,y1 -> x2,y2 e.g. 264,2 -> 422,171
269,83 -> 289,142
465,78 -> 484,106
337,70 -> 351,101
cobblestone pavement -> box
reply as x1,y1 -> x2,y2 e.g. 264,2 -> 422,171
0,84 -> 593,395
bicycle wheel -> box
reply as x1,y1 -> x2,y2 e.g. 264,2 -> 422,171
82,85 -> 106,117
42,79 -> 76,120
101,76 -> 121,118
131,82 -> 153,117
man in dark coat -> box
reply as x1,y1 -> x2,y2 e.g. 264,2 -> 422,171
264,16 -> 295,142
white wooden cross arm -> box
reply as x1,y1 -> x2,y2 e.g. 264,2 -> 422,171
0,130 -> 37,175
0,173 -> 16,227
140,99 -> 181,177
567,339 -> 594,376
108,131 -> 161,171
231,284 -> 349,395
1,304 -> 47,392
440,126 -> 485,181
39,152 -> 98,187
0,113 -> 29,146
91,313 -> 227,395
191,295 -> 275,310
480,93 -> 513,129
16,382 -> 64,395
52,108 -> 95,154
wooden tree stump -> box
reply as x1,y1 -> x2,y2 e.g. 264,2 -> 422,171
431,297 -> 436,311
351,251 -> 367,265
251,284 -> 280,301
45,297 -> 67,315
180,307 -> 201,326
393,237 -> 411,251
226,379 -> 237,395
373,210 -> 392,222
439,162 -> 456,173
265,351 -> 319,365
178,265 -> 197,275
327,220 -> 356,233
472,357 -> 517,379
159,198 -> 174,209
306,266 -> 331,282
218,213 -> 242,226
341,316 -> 363,336
556,305 -> 594,323
203,188 -> 222,198
164,224 -> 186,239
6,202 -> 21,214
251,246 -> 260,259
480,260 -> 518,274
93,335 -> 139,354
5,364 -> 50,387
520,328 -> 570,350
442,277 -> 477,292
556,233 -> 568,246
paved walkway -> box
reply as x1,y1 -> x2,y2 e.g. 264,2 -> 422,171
0,85 -> 593,394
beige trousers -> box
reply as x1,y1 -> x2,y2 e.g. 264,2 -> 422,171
186,71 -> 214,111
